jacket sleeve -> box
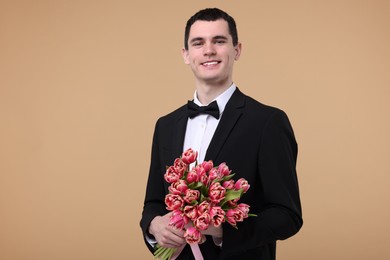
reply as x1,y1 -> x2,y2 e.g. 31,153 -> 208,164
140,119 -> 168,253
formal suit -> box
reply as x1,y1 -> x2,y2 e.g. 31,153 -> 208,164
140,88 -> 303,260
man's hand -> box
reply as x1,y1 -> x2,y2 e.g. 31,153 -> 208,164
149,212 -> 186,248
201,225 -> 223,238
201,225 -> 223,246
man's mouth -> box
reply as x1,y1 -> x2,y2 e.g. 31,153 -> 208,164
201,61 -> 221,67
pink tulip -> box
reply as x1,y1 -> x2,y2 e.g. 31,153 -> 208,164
169,210 -> 189,229
217,162 -> 231,176
208,168 -> 219,182
181,148 -> 198,164
237,203 -> 250,218
209,182 -> 226,203
222,180 -> 235,189
186,169 -> 199,183
226,208 -> 245,226
184,227 -> 202,244
184,205 -> 198,220
164,166 -> 181,183
194,212 -> 211,230
168,180 -> 188,195
227,199 -> 239,207
197,201 -> 211,215
201,160 -> 213,172
173,158 -> 187,176
195,165 -> 208,185
183,189 -> 200,204
194,165 -> 206,176
234,178 -> 250,193
210,206 -> 225,227
165,194 -> 184,211
199,171 -> 209,185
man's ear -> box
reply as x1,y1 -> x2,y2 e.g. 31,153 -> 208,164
182,48 -> 190,64
234,42 -> 242,61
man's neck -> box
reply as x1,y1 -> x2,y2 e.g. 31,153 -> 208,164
195,80 -> 233,105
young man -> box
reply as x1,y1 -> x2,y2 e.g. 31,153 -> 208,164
140,8 -> 303,260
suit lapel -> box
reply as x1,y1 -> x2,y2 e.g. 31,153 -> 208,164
205,88 -> 246,161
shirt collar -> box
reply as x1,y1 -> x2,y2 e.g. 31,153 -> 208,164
193,83 -> 237,116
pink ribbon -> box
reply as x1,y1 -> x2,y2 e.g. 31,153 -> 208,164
190,243 -> 204,260
171,243 -> 204,260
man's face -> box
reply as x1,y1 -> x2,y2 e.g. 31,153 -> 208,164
182,19 -> 241,86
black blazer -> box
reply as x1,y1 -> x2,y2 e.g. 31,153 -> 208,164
140,88 -> 303,260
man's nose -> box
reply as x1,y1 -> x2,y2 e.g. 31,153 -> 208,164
203,43 -> 216,56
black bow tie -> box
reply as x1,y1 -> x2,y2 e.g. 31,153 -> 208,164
187,100 -> 220,119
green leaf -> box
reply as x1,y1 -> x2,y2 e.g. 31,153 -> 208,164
214,173 -> 235,183
200,185 -> 208,197
225,189 -> 243,201
220,189 -> 243,207
199,193 -> 205,203
230,224 -> 238,230
189,200 -> 198,206
222,173 -> 236,182
188,182 -> 203,190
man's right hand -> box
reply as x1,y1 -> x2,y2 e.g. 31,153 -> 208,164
148,212 -> 186,248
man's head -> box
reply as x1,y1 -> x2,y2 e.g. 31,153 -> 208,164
184,8 -> 238,50
182,8 -> 241,89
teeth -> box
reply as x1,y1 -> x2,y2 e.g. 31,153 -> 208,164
203,61 -> 218,66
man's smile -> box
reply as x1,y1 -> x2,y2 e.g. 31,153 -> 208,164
201,60 -> 221,67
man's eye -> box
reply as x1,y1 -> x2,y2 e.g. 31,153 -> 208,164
192,42 -> 203,46
215,40 -> 226,44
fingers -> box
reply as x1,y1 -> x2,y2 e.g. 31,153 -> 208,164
201,225 -> 223,238
199,235 -> 207,244
149,214 -> 186,248
158,227 -> 186,248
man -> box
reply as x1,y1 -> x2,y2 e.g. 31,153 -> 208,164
140,8 -> 303,260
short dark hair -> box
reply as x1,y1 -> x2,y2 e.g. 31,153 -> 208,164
184,8 -> 238,50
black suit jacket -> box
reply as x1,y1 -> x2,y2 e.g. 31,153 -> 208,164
140,88 -> 303,260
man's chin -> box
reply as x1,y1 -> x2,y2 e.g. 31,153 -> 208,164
199,77 -> 230,87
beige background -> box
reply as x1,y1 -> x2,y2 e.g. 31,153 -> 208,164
1,0 -> 389,259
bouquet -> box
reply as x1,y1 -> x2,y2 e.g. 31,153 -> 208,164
154,148 -> 256,260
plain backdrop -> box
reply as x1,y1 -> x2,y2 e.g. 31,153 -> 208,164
1,0 -> 389,259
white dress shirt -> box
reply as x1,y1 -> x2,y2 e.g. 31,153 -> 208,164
183,84 -> 236,163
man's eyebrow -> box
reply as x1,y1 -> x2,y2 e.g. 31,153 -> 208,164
189,37 -> 204,43
189,35 -> 229,43
213,35 -> 228,40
